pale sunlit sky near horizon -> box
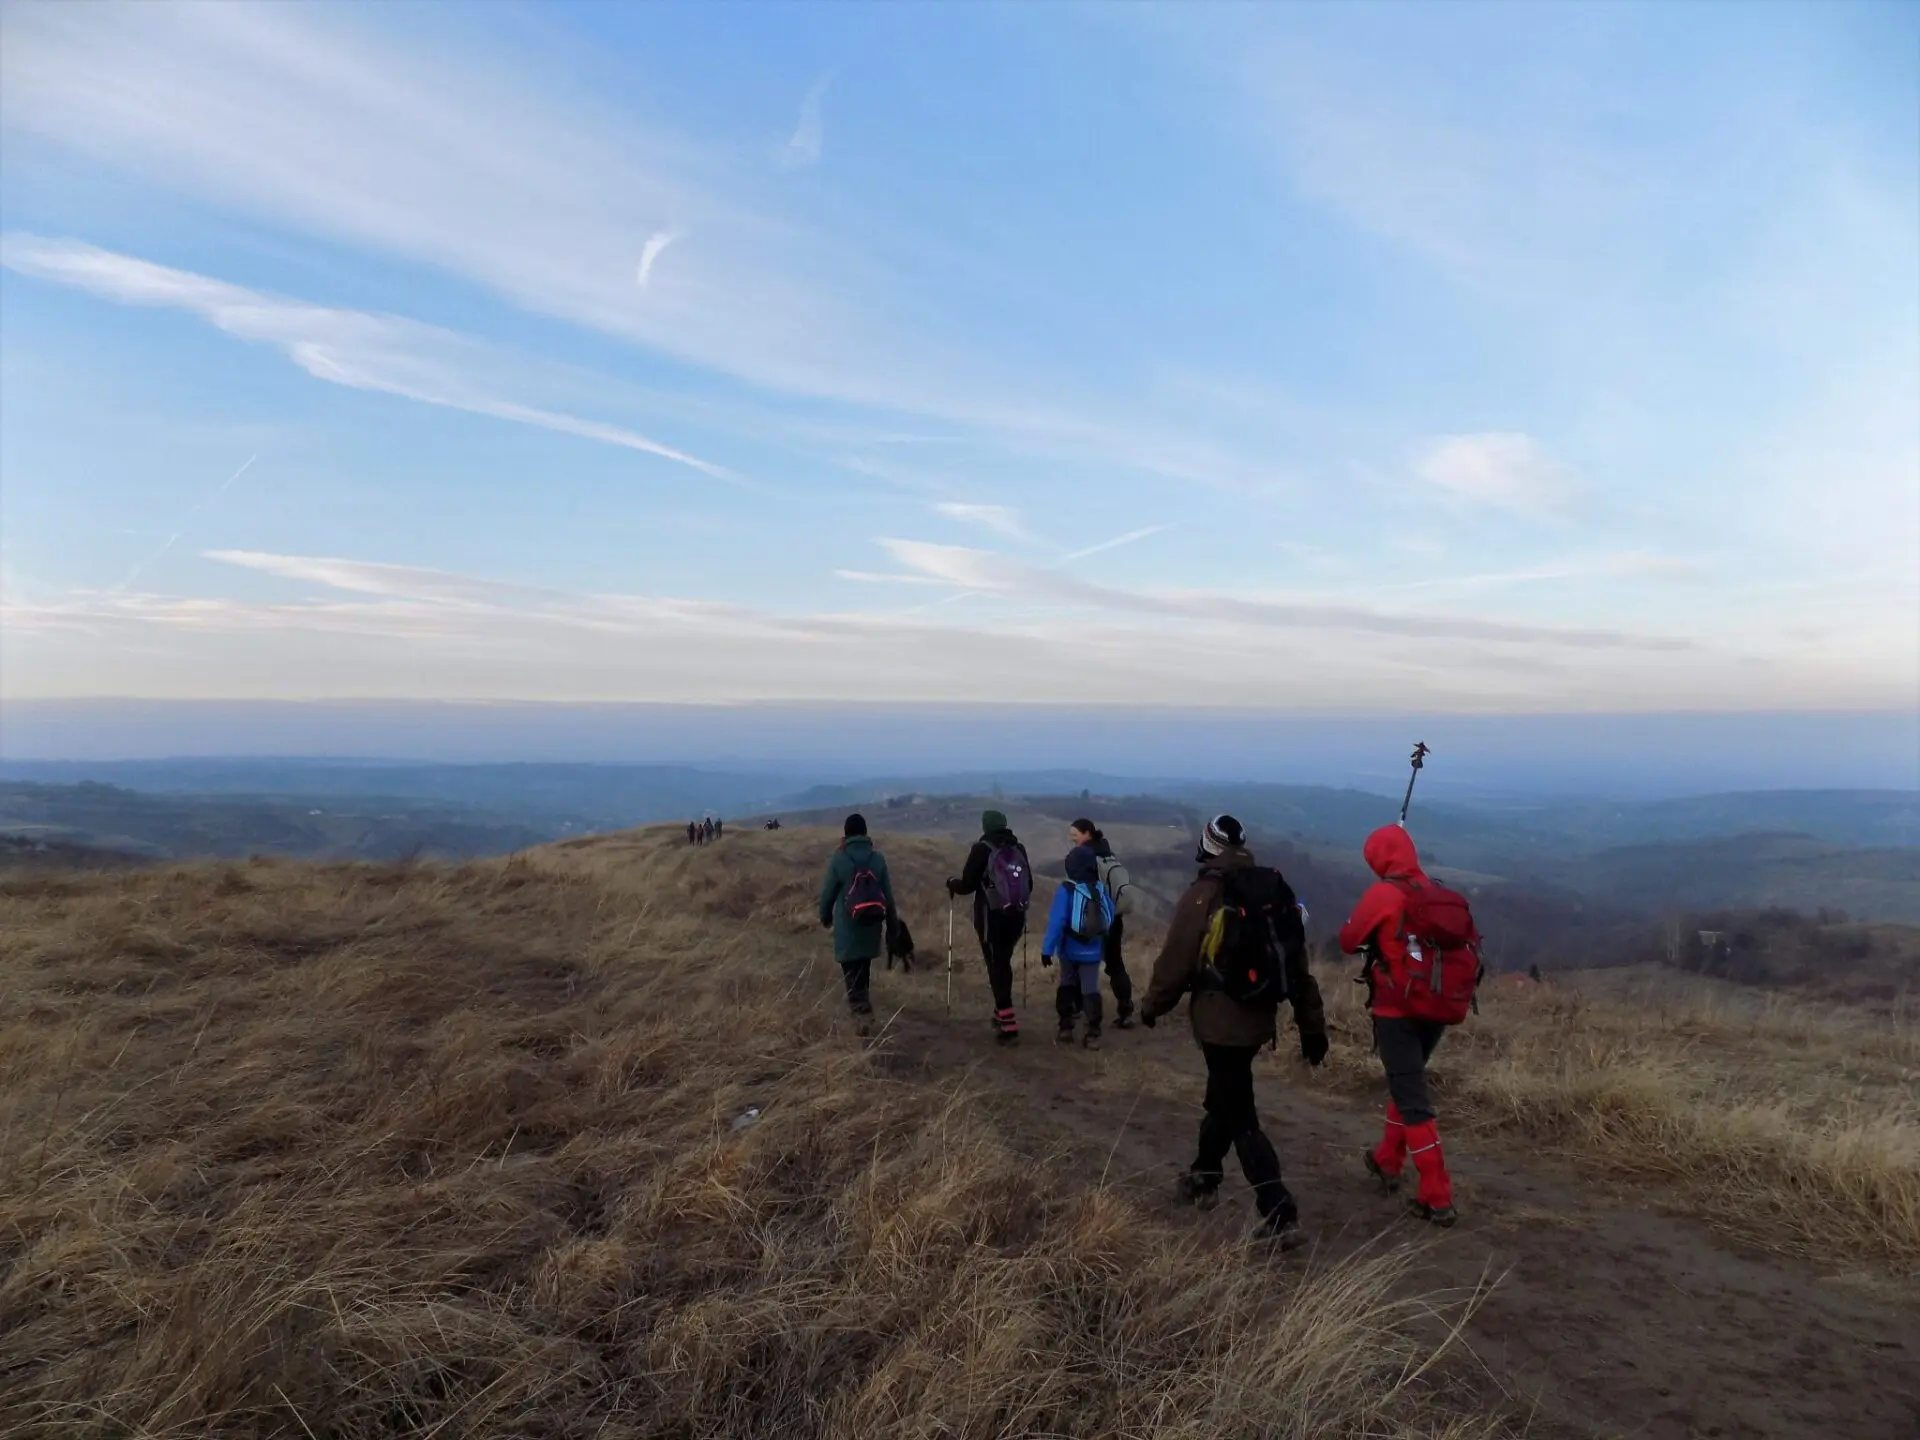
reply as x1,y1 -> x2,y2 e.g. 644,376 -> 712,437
1,0 -> 1915,714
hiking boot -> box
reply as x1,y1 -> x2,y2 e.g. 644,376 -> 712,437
1408,1200 -> 1459,1228
1173,1173 -> 1221,1211
1082,1028 -> 1102,1050
992,1008 -> 1020,1043
1112,1010 -> 1136,1030
1364,1149 -> 1402,1194
1251,1216 -> 1308,1252
1055,1025 -> 1077,1045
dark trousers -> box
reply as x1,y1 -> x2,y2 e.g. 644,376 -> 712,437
1193,1042 -> 1295,1223
1104,916 -> 1134,1016
975,910 -> 1024,1010
1373,1016 -> 1445,1124
839,957 -> 873,1014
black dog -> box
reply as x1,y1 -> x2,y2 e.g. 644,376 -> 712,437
885,916 -> 916,972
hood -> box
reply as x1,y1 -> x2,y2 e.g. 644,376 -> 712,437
841,836 -> 874,858
1064,846 -> 1100,885
982,826 -> 1017,846
1198,845 -> 1256,875
1362,824 -> 1420,879
981,809 -> 1009,835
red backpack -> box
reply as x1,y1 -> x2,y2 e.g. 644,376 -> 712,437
1377,879 -> 1483,1024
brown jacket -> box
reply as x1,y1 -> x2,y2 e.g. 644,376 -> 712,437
1139,847 -> 1326,1050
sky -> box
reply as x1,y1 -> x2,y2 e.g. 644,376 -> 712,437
1,0 -> 1916,716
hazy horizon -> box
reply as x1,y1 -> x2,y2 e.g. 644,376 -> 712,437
3,700 -> 1913,801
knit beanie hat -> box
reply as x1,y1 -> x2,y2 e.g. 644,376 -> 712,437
844,813 -> 868,837
981,809 -> 1009,835
1064,846 -> 1099,885
1200,813 -> 1245,857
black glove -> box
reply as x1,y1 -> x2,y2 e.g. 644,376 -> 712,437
1139,1010 -> 1156,1029
1301,1032 -> 1329,1067
945,877 -> 961,897
820,916 -> 833,930
1040,953 -> 1054,969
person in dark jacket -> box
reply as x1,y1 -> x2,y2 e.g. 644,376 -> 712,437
1069,819 -> 1135,1028
817,814 -> 896,1024
1139,814 -> 1327,1249
687,821 -> 698,845
946,809 -> 1031,1042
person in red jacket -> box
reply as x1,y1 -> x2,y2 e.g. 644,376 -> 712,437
1337,823 -> 1457,1227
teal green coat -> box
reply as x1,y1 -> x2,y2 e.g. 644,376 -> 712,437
817,837 -> 896,962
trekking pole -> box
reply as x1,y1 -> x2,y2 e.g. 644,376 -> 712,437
944,896 -> 955,1018
1021,929 -> 1029,1008
1399,741 -> 1430,825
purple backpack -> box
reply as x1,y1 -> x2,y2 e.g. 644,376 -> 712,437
982,842 -> 1031,912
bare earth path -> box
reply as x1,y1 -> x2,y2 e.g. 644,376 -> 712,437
877,988 -> 1920,1440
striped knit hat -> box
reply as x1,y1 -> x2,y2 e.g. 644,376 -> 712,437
1200,813 -> 1245,857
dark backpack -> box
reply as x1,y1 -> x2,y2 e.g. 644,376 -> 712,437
845,865 -> 889,926
1381,879 -> 1482,1024
981,842 -> 1031,912
1200,866 -> 1302,1006
1067,882 -> 1112,941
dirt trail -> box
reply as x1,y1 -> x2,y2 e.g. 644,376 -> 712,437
876,987 -> 1920,1440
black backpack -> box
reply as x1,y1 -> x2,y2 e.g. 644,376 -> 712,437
845,866 -> 889,926
1200,866 -> 1302,1006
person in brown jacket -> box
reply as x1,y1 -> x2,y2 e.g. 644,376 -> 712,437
1139,814 -> 1327,1249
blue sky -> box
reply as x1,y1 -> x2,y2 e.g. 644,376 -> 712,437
1,0 -> 1914,713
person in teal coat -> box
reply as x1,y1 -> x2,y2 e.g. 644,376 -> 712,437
817,813 -> 896,1018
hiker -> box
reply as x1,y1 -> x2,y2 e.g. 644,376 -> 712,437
714,818 -> 723,839
1338,824 -> 1482,1228
687,821 -> 698,845
1139,814 -> 1326,1250
946,809 -> 1032,1042
702,818 -> 714,843
1069,819 -> 1136,1028
1041,845 -> 1115,1047
817,814 -> 896,1024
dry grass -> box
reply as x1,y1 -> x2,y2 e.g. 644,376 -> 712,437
1312,959 -> 1920,1269
0,832 -> 1500,1439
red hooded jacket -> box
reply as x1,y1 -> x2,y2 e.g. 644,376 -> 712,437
1336,824 -> 1427,1019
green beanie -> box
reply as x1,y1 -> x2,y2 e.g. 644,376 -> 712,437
982,809 -> 1009,834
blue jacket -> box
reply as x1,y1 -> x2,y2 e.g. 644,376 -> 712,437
1041,881 -> 1112,966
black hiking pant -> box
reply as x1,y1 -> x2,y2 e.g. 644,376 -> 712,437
975,909 -> 1024,1011
1373,1017 -> 1446,1125
1193,1043 -> 1296,1224
839,957 -> 873,1015
1103,916 -> 1134,1017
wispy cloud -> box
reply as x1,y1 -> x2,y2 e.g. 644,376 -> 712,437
2,237 -> 740,485
636,230 -> 679,288
1416,432 -> 1575,514
782,75 -> 831,170
877,538 -> 1686,651
1057,524 -> 1168,564
934,502 -> 1032,543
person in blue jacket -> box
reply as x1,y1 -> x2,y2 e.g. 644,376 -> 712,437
1041,846 -> 1115,1048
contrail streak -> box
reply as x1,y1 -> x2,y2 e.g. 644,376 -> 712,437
116,452 -> 258,592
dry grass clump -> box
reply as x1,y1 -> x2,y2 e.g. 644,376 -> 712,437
1312,960 -> 1920,1267
1,837 -> 1497,1439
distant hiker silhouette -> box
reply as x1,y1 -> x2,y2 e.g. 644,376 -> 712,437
714,818 -> 723,839
1139,814 -> 1324,1251
687,821 -> 698,845
946,810 -> 1031,1043
817,814 -> 895,1029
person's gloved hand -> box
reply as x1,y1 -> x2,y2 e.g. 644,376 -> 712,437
1301,1032 -> 1329,1067
1040,953 -> 1054,969
820,916 -> 833,930
1139,1010 -> 1156,1029
945,877 -> 961,897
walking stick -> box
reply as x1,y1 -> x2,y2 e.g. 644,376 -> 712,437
945,895 -> 955,1018
1021,928 -> 1029,1008
1399,741 -> 1430,825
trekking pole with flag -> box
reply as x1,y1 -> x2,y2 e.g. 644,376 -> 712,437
944,895 -> 955,1018
1399,741 -> 1431,825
